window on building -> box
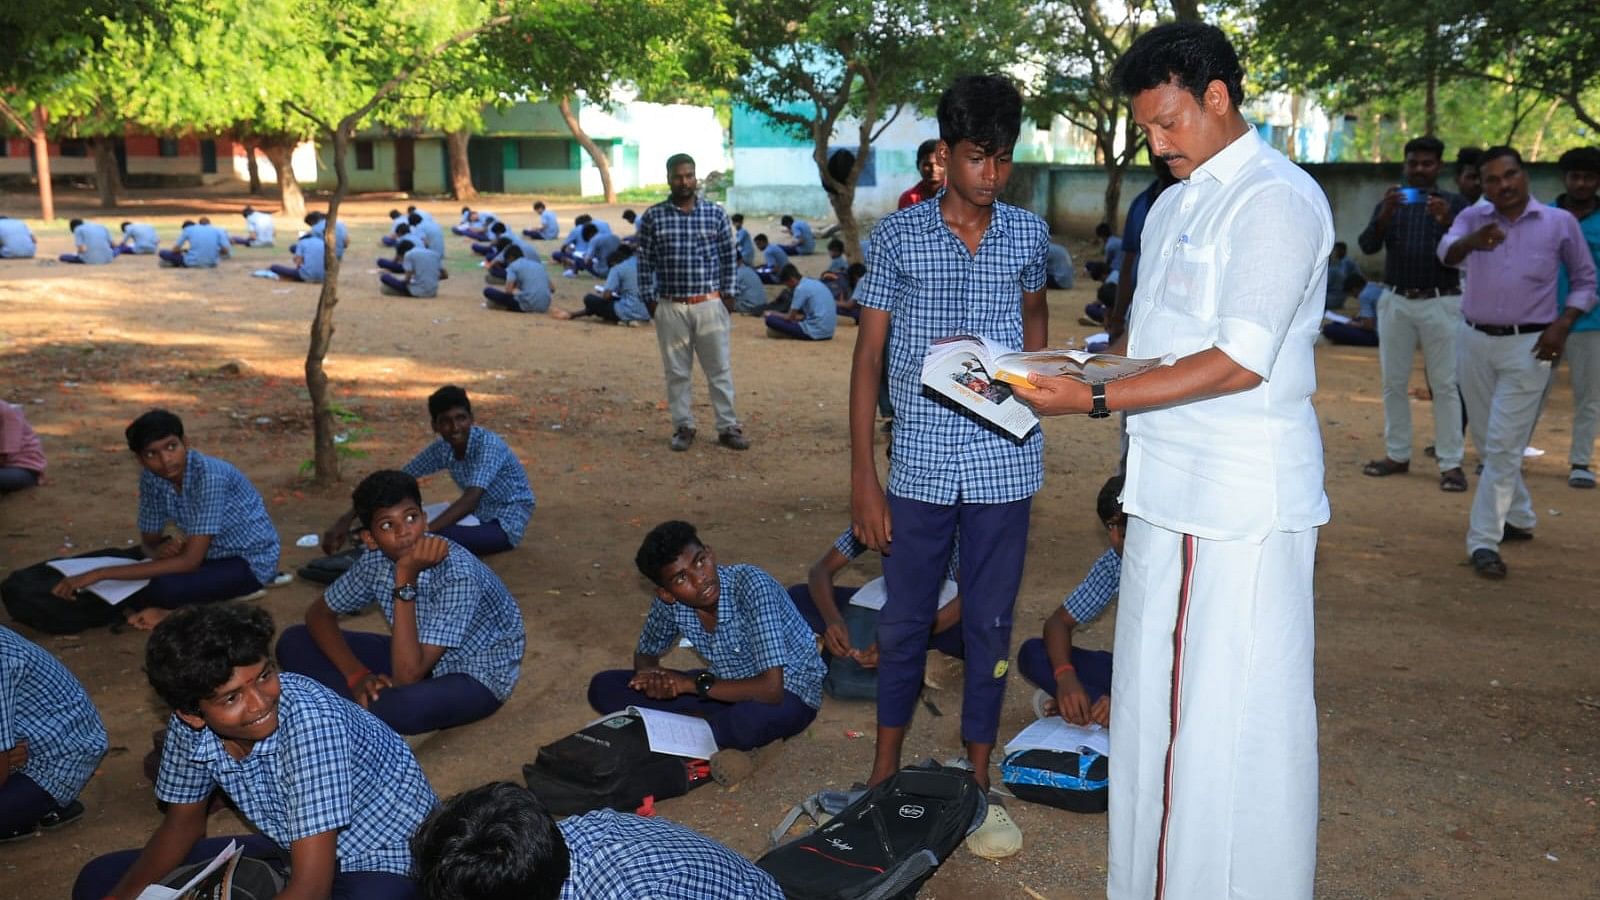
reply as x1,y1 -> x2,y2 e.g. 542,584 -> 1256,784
158,138 -> 180,157
0,140 -> 9,158
515,139 -> 567,170
355,140 -> 375,170
60,139 -> 88,158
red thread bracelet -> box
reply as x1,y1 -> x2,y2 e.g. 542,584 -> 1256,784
1053,662 -> 1076,678
346,668 -> 372,690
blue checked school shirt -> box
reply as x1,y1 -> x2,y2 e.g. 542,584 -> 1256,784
1062,548 -> 1120,625
557,808 -> 784,899
402,425 -> 535,546
636,564 -> 826,710
156,674 -> 437,876
137,449 -> 281,584
0,627 -> 108,806
323,538 -> 525,701
637,198 -> 737,306
857,190 -> 1051,504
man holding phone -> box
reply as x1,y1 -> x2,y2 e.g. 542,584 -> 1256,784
1359,135 -> 1472,492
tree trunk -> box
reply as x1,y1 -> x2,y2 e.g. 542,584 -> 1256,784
1286,94 -> 1301,162
557,95 -> 615,203
1103,165 -> 1124,238
32,108 -> 55,223
446,130 -> 476,200
1528,97 -> 1562,162
260,139 -> 305,220
1424,67 -> 1438,136
245,143 -> 262,195
305,126 -> 349,485
90,137 -> 121,208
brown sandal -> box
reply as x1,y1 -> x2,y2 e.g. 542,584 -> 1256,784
1362,458 -> 1410,477
1439,468 -> 1467,492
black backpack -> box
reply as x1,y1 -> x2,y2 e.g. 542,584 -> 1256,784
1,547 -> 144,634
521,712 -> 709,816
756,761 -> 986,900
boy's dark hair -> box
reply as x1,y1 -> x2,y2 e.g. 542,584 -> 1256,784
607,244 -> 635,267
502,244 -> 524,263
666,152 -> 695,174
581,223 -> 598,239
395,223 -> 412,237
574,214 -> 592,226
389,209 -> 402,220
1112,22 -> 1244,108
1403,136 -> 1445,160
407,205 -> 419,214
125,409 -> 185,453
409,212 -> 424,226
198,216 -> 212,226
754,233 -> 768,246
635,520 -> 701,585
181,219 -> 196,229
428,385 -> 472,421
396,239 -> 415,256
121,221 -> 133,231
412,782 -> 570,900
731,213 -> 744,226
781,215 -> 795,227
242,206 -> 256,217
916,138 -> 940,166
1558,146 -> 1600,175
1095,222 -> 1112,239
461,206 -> 472,214
146,603 -> 276,715
1333,240 -> 1347,254
780,263 -> 802,283
827,238 -> 845,253
352,470 -> 424,531
847,261 -> 868,282
1481,145 -> 1524,169
493,237 -> 513,253
69,218 -> 84,230
1096,474 -> 1126,526
937,74 -> 1024,155
622,209 -> 636,223
305,211 -> 325,226
533,201 -> 546,211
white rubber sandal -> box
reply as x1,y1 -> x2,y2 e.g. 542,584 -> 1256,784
966,793 -> 1023,859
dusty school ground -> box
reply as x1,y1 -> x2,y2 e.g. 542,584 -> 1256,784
0,187 -> 1596,898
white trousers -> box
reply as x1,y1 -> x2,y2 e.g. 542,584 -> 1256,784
1376,289 -> 1464,470
1456,325 -> 1551,553
1107,518 -> 1319,900
653,298 -> 740,432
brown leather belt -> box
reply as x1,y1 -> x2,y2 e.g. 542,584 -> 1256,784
1467,320 -> 1549,337
669,292 -> 720,305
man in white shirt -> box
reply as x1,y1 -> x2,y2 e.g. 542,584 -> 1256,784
232,205 -> 275,247
1014,23 -> 1329,899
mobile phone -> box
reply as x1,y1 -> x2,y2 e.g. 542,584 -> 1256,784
1399,187 -> 1427,205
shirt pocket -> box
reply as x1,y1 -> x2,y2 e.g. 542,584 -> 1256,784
1163,242 -> 1219,317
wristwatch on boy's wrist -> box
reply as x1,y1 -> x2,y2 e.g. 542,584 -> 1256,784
393,583 -> 418,603
1089,382 -> 1111,419
695,671 -> 717,697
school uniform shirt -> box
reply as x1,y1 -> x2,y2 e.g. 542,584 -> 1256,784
536,209 -> 559,239
502,256 -> 553,313
0,402 -> 45,476
323,539 -> 525,701
156,674 -> 437,876
310,219 -> 349,258
175,224 -> 223,267
787,219 -> 816,254
0,219 -> 35,258
1062,548 -> 1119,625
491,239 -> 541,268
825,254 -> 849,276
73,222 -> 116,264
586,232 -> 623,275
636,564 -> 827,710
789,277 -> 837,340
293,236 -> 327,282
735,227 -> 757,267
122,223 -> 161,253
402,247 -> 443,298
1047,243 -> 1074,289
417,219 -> 447,253
761,244 -> 789,271
137,448 -> 281,584
245,211 -> 275,246
557,809 -> 784,900
401,424 -> 535,546
734,264 -> 768,313
604,256 -> 650,322
858,188 -> 1050,505
0,626 -> 108,806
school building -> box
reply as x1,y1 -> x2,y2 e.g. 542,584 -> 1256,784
0,132 -> 318,187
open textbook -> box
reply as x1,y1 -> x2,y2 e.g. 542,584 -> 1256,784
45,557 -> 149,606
422,501 -> 479,528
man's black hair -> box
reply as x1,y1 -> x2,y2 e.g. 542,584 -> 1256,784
412,782 -> 570,900
1455,148 -> 1483,175
181,219 -> 196,229
69,218 -> 84,230
936,74 -> 1023,155
827,238 -> 845,253
754,233 -> 768,246
146,603 -> 276,715
780,263 -> 802,283
120,221 -> 133,231
493,237 -> 513,253
581,223 -> 598,239
731,213 -> 744,225
574,214 -> 592,226
1403,136 -> 1445,160
1096,474 -> 1126,526
490,221 -> 507,236
396,239 -> 415,256
781,215 -> 795,227
408,212 -> 424,226
1558,146 -> 1600,175
635,520 -> 701,585
428,384 -> 471,421
1481,145 -> 1524,169
606,244 -> 635,267
1112,22 -> 1245,108
1333,240 -> 1347,254
125,409 -> 185,453
461,206 -> 472,214
666,152 -> 695,174
916,138 -> 940,165
407,205 -> 419,214
352,469 -> 424,532
241,206 -> 255,217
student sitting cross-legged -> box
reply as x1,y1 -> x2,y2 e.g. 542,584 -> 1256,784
778,214 -> 816,256
835,262 -> 868,323
752,233 -> 788,284
764,264 -> 836,341
413,782 -> 784,900
71,604 -> 438,900
277,470 -> 525,736
0,215 -> 36,259
159,219 -> 229,268
481,245 -> 553,314
59,218 -> 117,264
48,409 -> 281,631
306,211 -> 348,260
523,200 -> 560,240
231,206 -> 275,248
549,244 -> 651,325
471,221 -> 510,257
379,240 -> 444,299
0,625 -> 108,842
732,257 -> 769,316
118,221 -> 161,255
586,521 -> 826,762
819,238 -> 849,295
269,233 -> 327,283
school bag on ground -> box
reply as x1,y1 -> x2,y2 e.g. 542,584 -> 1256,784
756,760 -> 986,900
294,547 -> 361,586
521,711 -> 710,816
1,547 -> 143,634
1000,747 -> 1109,813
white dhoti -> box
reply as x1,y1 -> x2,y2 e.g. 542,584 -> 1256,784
1107,516 -> 1319,900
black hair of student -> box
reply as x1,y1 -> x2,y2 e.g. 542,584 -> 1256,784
936,74 -> 1023,155
181,219 -> 195,229
145,603 -> 276,715
847,261 -> 867,282
502,244 -> 524,263
1111,21 -> 1245,108
1403,136 -> 1445,161
622,209 -> 636,222
666,152 -> 695,175
352,469 -> 424,532
754,233 -> 768,246
1096,474 -> 1126,526
305,211 -> 325,226
198,216 -> 212,226
581,222 -> 598,239
1558,146 -> 1600,175
827,238 -> 845,253
121,221 -> 133,231
1333,240 -> 1347,253
533,201 -> 546,211
408,212 -> 423,226
389,209 -> 402,220
731,213 -> 744,225
395,223 -> 411,236
490,221 -> 507,235
1455,147 -> 1482,175
412,782 -> 570,900
916,138 -> 940,166
407,205 -> 419,214
1094,222 -> 1111,238
1481,145 -> 1523,169
635,520 -> 701,586
1344,270 -> 1367,294
781,215 -> 795,227
125,408 -> 185,453
241,206 -> 255,218
69,218 -> 84,230
428,384 -> 472,421
574,214 -> 592,226
396,239 -> 415,256
493,237 -> 513,252
606,244 -> 635,267
780,263 -> 802,283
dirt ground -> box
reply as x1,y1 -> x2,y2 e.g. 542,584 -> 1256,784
1,187 -> 1596,899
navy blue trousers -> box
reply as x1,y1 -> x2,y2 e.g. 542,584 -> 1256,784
433,520 -> 512,556
586,670 -> 816,751
0,773 -> 61,837
74,835 -> 417,900
140,556 -> 263,611
1015,638 -> 1114,701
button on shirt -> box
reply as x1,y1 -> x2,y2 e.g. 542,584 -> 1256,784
323,539 -> 525,701
637,198 -> 736,305
605,256 -> 650,322
402,247 -> 442,298
73,222 -> 116,264
1124,129 -> 1333,540
557,809 -> 784,900
1358,189 -> 1467,291
402,425 -> 535,545
137,449 -> 281,583
635,564 -> 827,710
0,626 -> 108,806
1440,199 -> 1597,325
856,190 -> 1051,505
789,277 -> 837,340
156,674 -> 438,876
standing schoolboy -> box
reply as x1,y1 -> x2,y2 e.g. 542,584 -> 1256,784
0,625 -> 107,841
49,409 -> 281,630
765,265 -> 836,341
550,245 -> 651,325
753,233 -> 789,283
524,200 -> 560,240
0,401 -> 46,495
482,245 -> 553,314
380,240 -> 444,299
71,604 -> 438,900
232,205 -> 275,247
118,221 -> 161,255
0,215 -> 36,258
269,233 -> 326,283
731,212 -> 758,266
160,220 -> 229,268
848,74 -> 1049,856
278,471 -> 525,735
778,214 -> 816,255
59,218 -> 117,264
587,521 -> 826,758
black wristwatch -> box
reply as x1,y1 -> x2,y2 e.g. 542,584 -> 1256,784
393,583 -> 418,603
1089,382 -> 1111,419
694,671 -> 717,697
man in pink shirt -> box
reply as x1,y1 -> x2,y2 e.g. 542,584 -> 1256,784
1439,145 -> 1599,578
0,403 -> 45,494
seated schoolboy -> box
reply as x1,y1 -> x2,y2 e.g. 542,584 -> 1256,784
482,245 -> 553,314
0,215 -> 36,259
778,214 -> 815,255
1016,475 -> 1121,725
620,208 -> 639,245
59,218 -> 117,264
731,213 -> 757,266
550,214 -> 595,267
549,245 -> 650,325
452,206 -> 476,235
753,234 -> 788,284
230,205 -> 275,247
458,211 -> 499,243
485,235 -> 540,282
306,211 -> 349,259
523,200 -> 559,240
48,410 -> 280,630
269,233 -> 327,283
586,521 -> 826,754
117,221 -> 161,255
159,219 -> 229,268
732,257 -> 769,316
1322,279 -> 1380,347
378,232 -> 410,274
835,262 -> 868,322
323,386 -> 535,558
379,240 -> 444,299
471,220 -> 510,257
573,226 -> 621,277
1046,241 -> 1074,290
71,604 -> 438,900
0,401 -> 46,495
764,265 -> 836,341
278,470 -> 525,736
413,782 -> 784,900
0,625 -> 108,841
382,209 -> 406,246
819,237 -> 849,296
409,211 -> 447,254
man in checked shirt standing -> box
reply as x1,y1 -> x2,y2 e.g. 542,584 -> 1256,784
638,154 -> 750,452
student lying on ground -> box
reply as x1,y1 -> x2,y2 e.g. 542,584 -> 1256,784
0,215 -> 36,259
118,221 -> 160,255
231,206 -> 275,248
159,219 -> 229,268
764,264 -> 836,341
279,470 -> 525,736
523,200 -> 559,240
412,782 -> 784,900
549,245 -> 651,325
59,218 -> 117,264
0,625 -> 108,842
379,240 -> 444,299
71,604 -> 438,900
482,245 -> 554,314
753,234 -> 788,284
0,401 -> 45,495
49,409 -> 281,631
269,233 -> 326,283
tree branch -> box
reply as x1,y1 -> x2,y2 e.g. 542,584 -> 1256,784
0,97 -> 35,136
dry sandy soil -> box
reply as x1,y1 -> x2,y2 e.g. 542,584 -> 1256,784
0,188 -> 1596,899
